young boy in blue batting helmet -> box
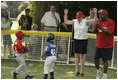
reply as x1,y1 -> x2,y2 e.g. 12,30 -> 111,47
42,33 -> 56,79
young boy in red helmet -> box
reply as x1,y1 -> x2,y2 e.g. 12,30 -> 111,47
11,31 -> 34,79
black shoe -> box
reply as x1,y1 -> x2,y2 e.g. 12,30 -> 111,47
80,73 -> 84,77
11,71 -> 17,79
25,75 -> 34,79
75,72 -> 80,76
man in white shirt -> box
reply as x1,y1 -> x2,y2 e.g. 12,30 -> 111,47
41,4 -> 61,32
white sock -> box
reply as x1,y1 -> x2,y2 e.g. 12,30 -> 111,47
103,73 -> 107,77
97,69 -> 101,73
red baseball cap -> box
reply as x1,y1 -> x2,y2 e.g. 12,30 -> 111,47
76,11 -> 83,17
98,9 -> 108,14
15,31 -> 25,37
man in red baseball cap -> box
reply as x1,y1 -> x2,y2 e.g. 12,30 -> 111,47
93,9 -> 115,79
98,9 -> 108,21
11,31 -> 34,79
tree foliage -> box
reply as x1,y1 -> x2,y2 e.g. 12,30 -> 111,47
5,1 -> 29,18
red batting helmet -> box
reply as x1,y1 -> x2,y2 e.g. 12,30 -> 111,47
15,31 -> 25,37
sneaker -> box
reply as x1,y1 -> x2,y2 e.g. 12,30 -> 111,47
25,75 -> 34,79
96,71 -> 102,79
75,72 -> 80,77
11,71 -> 17,79
80,73 -> 84,77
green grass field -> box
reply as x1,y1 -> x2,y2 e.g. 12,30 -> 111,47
1,59 -> 117,79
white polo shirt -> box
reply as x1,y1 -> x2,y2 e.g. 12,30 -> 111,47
73,19 -> 88,40
41,11 -> 61,27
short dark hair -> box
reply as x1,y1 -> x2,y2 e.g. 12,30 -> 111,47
50,4 -> 56,7
25,8 -> 30,12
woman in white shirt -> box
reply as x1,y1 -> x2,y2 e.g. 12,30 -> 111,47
64,8 -> 97,77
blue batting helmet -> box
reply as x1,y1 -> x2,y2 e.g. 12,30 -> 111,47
46,33 -> 55,42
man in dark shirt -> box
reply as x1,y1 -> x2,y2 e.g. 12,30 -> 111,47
19,8 -> 32,30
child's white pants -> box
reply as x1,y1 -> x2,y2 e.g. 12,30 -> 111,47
15,53 -> 28,75
44,56 -> 56,74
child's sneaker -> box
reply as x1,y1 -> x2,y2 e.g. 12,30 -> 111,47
11,71 -> 17,79
25,75 -> 34,79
